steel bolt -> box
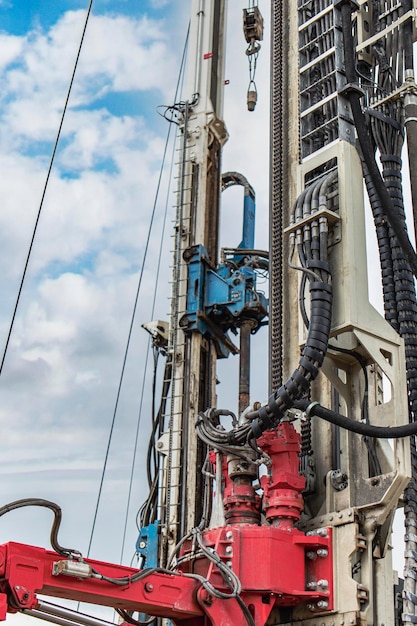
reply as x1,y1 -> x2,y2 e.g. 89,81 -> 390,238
225,545 -> 233,554
307,603 -> 316,612
225,531 -> 233,540
306,551 -> 317,560
317,579 -> 328,589
144,583 -> 154,593
306,581 -> 317,590
317,548 -> 328,558
317,600 -> 328,609
139,541 -> 146,549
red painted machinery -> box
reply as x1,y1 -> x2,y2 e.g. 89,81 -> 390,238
0,422 -> 333,625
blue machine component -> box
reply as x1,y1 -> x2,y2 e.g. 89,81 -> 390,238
239,179 -> 255,249
180,173 -> 268,357
136,521 -> 159,568
136,522 -> 164,623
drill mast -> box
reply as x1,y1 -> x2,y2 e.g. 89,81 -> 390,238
2,2 -> 417,626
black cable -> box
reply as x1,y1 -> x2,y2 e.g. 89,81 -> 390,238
249,268 -> 332,438
148,348 -> 160,489
236,595 -> 256,626
0,0 -> 94,377
294,399 -> 417,439
0,498 -> 81,557
139,360 -> 172,529
86,22 -> 188,554
116,609 -> 155,626
339,1 -> 417,279
328,342 -> 381,475
362,159 -> 399,329
134,25 -> 190,539
116,572 -> 254,626
118,63 -> 179,563
402,0 -> 417,242
328,343 -> 368,416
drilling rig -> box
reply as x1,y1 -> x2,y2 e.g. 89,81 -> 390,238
2,1 -> 417,625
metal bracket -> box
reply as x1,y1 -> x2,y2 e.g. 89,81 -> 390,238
180,244 -> 268,358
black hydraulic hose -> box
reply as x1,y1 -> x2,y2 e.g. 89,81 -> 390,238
294,399 -> 417,439
247,171 -> 335,439
0,498 -> 81,557
362,159 -> 399,329
405,101 -> 417,245
116,609 -> 155,626
382,165 -> 417,417
251,270 -> 332,438
403,0 -> 414,70
402,0 -> 417,243
339,1 -> 417,279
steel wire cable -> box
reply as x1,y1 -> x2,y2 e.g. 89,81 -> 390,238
0,0 -> 94,377
87,20 -> 190,559
85,126 -> 172,560
118,92 -> 178,563
126,24 -> 190,550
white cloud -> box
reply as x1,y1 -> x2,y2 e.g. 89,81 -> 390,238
0,10 -> 181,147
0,32 -> 22,68
149,0 -> 171,8
0,7 -> 178,576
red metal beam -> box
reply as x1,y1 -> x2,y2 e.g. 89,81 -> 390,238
0,542 -> 203,622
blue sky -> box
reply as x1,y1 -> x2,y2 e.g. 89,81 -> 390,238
0,1 -> 177,35
0,2 -> 271,624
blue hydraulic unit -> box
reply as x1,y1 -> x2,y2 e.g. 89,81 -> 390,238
136,522 -> 159,569
180,172 -> 268,411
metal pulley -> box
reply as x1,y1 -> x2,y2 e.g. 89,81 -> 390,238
243,6 -> 263,49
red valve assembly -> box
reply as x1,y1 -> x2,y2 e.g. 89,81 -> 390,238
0,422 -> 333,625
